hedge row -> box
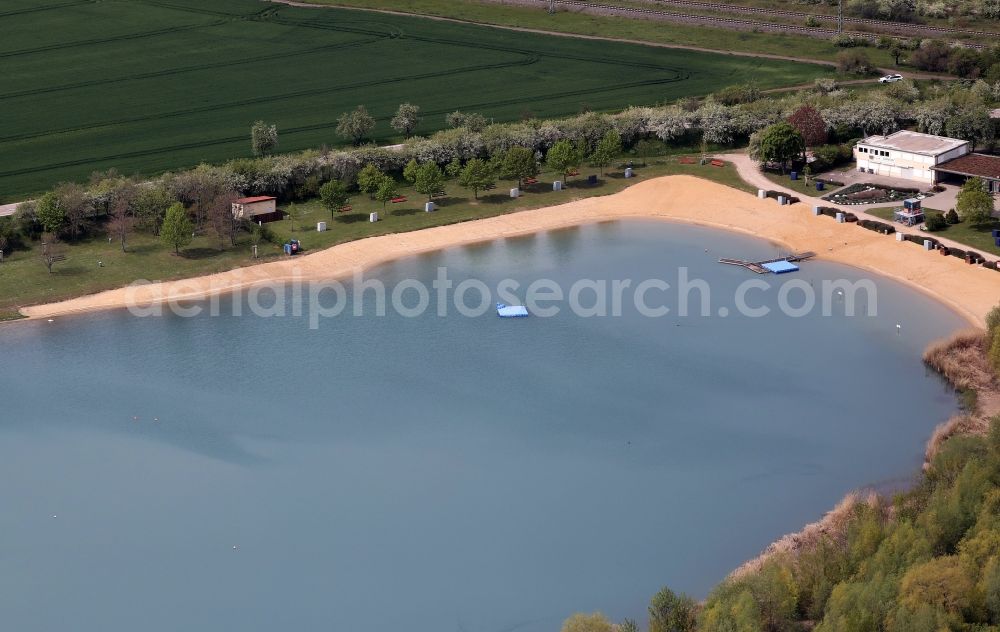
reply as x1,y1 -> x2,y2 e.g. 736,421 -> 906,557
858,219 -> 896,235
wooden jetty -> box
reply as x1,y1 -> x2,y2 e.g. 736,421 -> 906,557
718,251 -> 816,274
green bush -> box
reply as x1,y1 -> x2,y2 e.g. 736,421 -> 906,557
812,143 -> 854,171
991,328 -> 1000,374
986,304 -> 1000,336
925,212 -> 948,231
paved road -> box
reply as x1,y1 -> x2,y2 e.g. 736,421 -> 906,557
719,152 -> 996,262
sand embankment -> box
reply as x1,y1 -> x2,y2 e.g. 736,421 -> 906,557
20,175 -> 1000,326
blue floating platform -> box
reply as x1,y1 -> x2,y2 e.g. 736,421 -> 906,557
762,260 -> 799,274
497,303 -> 529,318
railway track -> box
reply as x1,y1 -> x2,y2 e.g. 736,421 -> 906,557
529,0 -> 989,48
643,0 -> 1000,39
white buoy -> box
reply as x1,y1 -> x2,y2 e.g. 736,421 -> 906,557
47,319 -> 54,322
233,545 -> 238,550
896,323 -> 901,333
52,515 -> 57,519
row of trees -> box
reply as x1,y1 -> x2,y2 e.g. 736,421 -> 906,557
333,103 -> 505,145
5,164 -> 254,261
312,129 -> 624,217
3,75 -> 997,262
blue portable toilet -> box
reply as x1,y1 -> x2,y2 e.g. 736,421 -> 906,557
992,229 -> 1000,238
816,181 -> 825,191
587,174 -> 598,185
283,243 -> 292,255
790,171 -> 798,180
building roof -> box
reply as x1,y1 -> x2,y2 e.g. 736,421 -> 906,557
860,131 -> 969,156
933,153 -> 1000,180
233,196 -> 276,204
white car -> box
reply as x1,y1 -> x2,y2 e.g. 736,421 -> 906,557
879,74 -> 904,83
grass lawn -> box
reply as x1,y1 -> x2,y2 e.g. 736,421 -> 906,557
0,0 -> 831,200
867,206 -> 1000,256
760,168 -> 849,196
0,156 -> 751,313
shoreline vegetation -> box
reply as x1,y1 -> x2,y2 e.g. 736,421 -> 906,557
6,2 -> 1000,626
18,175 -> 1000,326
688,328 -> 1000,632
732,330 -> 1000,581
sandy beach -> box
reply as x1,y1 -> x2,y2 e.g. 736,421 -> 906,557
20,175 -> 1000,326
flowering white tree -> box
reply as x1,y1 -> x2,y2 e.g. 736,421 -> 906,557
696,102 -> 739,145
646,106 -> 689,142
390,103 -> 421,137
913,98 -> 953,136
822,96 -> 903,136
609,107 -> 649,147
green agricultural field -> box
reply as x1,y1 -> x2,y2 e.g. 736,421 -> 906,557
0,0 -> 831,200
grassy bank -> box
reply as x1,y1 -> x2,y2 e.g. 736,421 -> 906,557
0,157 -> 751,313
632,328 -> 1000,631
760,168 -> 850,196
868,206 -> 1000,256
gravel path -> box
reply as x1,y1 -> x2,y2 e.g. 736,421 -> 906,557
720,151 -> 992,261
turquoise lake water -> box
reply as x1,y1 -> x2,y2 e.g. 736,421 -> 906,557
0,220 -> 963,631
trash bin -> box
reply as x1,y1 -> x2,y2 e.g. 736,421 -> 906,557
790,171 -> 798,181
816,181 -> 825,191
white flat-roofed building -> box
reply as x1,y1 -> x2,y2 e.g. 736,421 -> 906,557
854,131 -> 970,184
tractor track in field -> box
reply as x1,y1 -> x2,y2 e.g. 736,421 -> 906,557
0,4 -> 277,60
0,0 -> 99,19
0,71 -> 691,179
0,55 -> 545,146
0,36 -> 388,101
0,35 -> 693,148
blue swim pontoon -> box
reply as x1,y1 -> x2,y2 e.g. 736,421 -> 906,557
718,251 -> 815,274
497,303 -> 529,318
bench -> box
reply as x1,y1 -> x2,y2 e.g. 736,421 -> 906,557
710,160 -> 725,168
431,190 -> 447,198
566,169 -> 579,177
678,156 -> 696,165
391,196 -> 407,204
339,205 -> 352,213
524,177 -> 538,185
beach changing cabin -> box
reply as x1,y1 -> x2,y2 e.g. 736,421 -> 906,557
232,196 -> 281,222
